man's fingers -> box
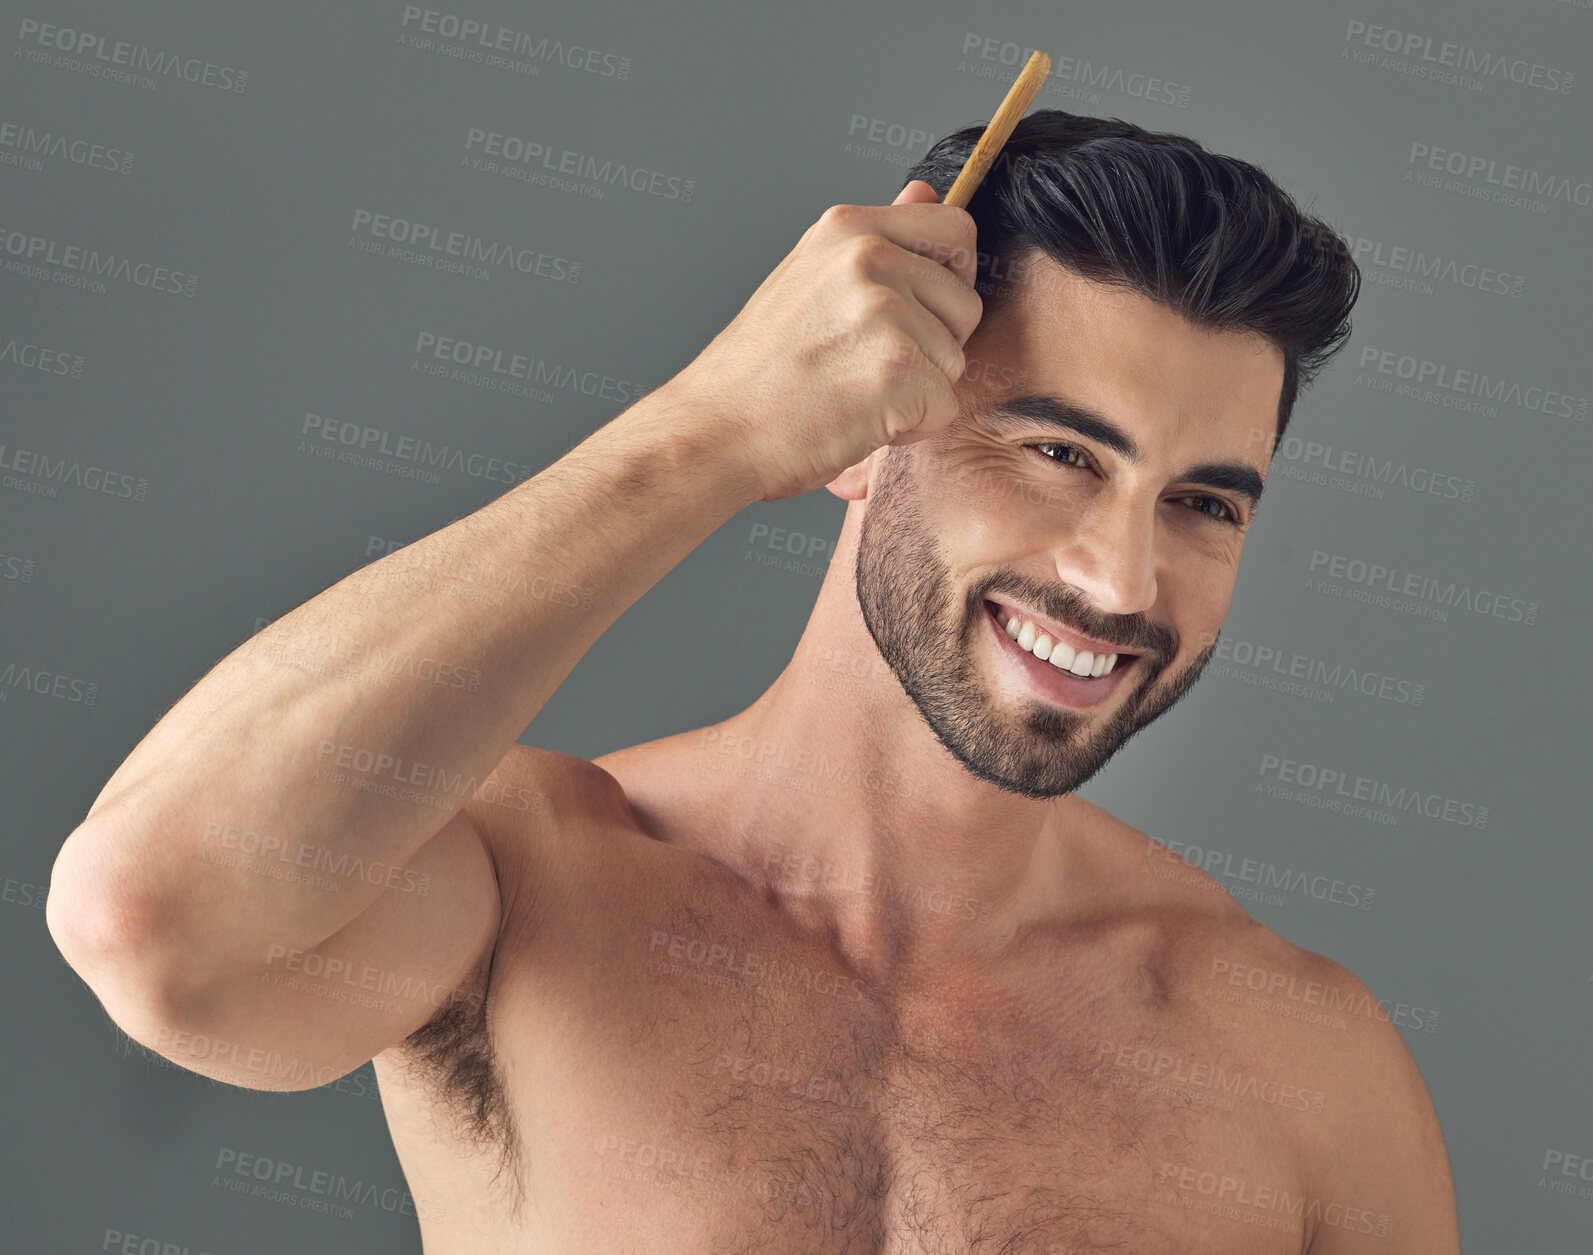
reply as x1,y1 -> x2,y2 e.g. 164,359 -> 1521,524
891,179 -> 941,206
895,251 -> 984,346
852,199 -> 980,289
895,305 -> 966,389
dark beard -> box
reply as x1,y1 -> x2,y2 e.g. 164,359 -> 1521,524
853,447 -> 1217,800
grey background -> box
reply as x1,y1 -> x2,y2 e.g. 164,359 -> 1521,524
3,0 -> 1588,1250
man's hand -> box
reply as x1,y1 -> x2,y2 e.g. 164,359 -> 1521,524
661,179 -> 984,503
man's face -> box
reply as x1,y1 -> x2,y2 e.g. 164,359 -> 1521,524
853,256 -> 1283,799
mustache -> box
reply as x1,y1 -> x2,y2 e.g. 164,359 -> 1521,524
970,576 -> 1173,661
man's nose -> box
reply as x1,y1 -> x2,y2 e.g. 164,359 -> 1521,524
1048,497 -> 1158,617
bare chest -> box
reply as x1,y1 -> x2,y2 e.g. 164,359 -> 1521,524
383,848 -> 1318,1255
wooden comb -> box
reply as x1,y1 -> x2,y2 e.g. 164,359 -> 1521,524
943,50 -> 1052,208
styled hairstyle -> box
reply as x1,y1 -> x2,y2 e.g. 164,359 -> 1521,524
902,110 -> 1360,454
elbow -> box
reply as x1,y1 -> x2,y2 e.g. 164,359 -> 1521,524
47,826 -> 204,1041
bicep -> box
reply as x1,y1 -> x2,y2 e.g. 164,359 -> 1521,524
129,807 -> 503,1091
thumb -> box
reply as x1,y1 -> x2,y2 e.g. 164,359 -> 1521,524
891,179 -> 942,206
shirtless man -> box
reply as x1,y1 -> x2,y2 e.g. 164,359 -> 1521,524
48,111 -> 1460,1252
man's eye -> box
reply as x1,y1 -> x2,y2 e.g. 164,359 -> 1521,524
1175,493 -> 1242,526
1029,443 -> 1244,527
1029,441 -> 1090,469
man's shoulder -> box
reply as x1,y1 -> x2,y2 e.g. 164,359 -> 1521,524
1088,810 -> 1456,1248
457,743 -> 650,907
471,742 -> 638,829
1081,805 -> 1415,1058
1075,800 -> 1259,934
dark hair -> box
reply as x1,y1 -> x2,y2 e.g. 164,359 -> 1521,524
902,110 -> 1360,454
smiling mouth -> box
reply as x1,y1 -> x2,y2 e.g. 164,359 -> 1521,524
983,599 -> 1140,680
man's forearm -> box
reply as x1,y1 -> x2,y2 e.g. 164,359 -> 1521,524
50,386 -> 760,984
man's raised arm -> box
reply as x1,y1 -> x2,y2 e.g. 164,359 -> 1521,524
42,179 -> 983,1088
44,388 -> 761,1084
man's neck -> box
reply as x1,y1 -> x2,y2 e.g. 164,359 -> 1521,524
700,533 -> 1092,988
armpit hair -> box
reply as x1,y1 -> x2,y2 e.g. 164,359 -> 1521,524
393,942 -> 529,1222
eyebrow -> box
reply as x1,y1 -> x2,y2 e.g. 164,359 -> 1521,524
986,393 -> 1267,513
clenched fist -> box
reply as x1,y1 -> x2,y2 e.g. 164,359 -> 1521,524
662,180 -> 984,503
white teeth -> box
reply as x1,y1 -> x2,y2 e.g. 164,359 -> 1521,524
994,605 -> 1122,679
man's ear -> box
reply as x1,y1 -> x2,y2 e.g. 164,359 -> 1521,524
825,448 -> 880,501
